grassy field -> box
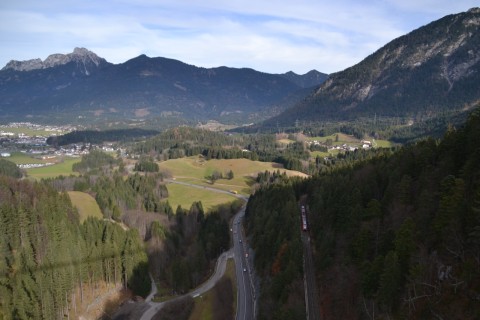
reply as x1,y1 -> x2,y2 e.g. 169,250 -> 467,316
26,157 -> 80,179
189,258 -> 237,320
159,157 -> 307,212
160,156 -> 307,194
373,139 -> 394,148
165,183 -> 238,212
7,152 -> 49,165
68,191 -> 103,223
308,132 -> 359,145
277,138 -> 295,144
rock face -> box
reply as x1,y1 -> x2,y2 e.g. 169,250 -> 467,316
266,8 -> 480,126
2,47 -> 107,74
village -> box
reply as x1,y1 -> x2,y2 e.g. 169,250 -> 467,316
0,122 -> 119,168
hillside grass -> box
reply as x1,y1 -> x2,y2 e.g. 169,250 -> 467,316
308,132 -> 358,144
160,156 -> 307,195
159,157 -> 306,212
373,139 -> 393,148
8,152 -> 49,164
189,258 -> 236,320
165,183 -> 237,212
68,191 -> 103,223
26,157 -> 80,179
277,138 -> 295,144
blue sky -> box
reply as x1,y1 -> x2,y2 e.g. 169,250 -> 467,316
1,0 -> 478,74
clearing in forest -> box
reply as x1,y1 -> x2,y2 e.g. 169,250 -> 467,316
68,191 -> 103,223
26,157 -> 80,179
159,157 -> 307,192
158,157 -> 307,211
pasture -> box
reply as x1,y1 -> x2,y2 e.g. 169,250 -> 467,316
26,157 -> 80,179
159,156 -> 308,195
7,152 -> 48,165
165,182 -> 238,212
68,191 -> 103,223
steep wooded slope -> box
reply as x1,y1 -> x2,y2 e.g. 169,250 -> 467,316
246,108 -> 480,319
265,8 -> 480,127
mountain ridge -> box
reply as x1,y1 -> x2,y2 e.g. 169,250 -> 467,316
0,49 -> 327,124
262,7 -> 480,127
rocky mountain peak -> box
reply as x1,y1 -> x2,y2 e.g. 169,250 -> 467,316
468,7 -> 480,14
2,47 -> 107,73
263,8 -> 480,127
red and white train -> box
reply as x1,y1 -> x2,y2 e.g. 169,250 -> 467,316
301,205 -> 308,231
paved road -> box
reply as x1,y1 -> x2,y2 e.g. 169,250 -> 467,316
232,207 -> 256,320
138,180 -> 255,320
139,249 -> 233,320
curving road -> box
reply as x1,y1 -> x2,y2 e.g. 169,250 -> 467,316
139,249 -> 233,320
138,179 -> 256,320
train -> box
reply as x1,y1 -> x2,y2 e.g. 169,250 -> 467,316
301,205 -> 308,231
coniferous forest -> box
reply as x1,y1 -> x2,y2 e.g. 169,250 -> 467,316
0,137 -> 242,320
246,109 -> 480,319
0,176 -> 149,319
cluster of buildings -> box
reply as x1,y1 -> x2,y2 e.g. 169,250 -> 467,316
306,139 -> 373,152
0,122 -> 76,135
0,123 -> 122,168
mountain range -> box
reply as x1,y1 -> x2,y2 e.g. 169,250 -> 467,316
1,8 -> 479,130
0,48 -> 327,125
264,7 -> 480,128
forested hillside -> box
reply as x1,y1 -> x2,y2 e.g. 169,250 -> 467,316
43,147 -> 239,304
133,127 -> 310,172
263,8 -> 480,131
245,178 -> 305,319
0,176 -> 149,319
246,109 -> 480,319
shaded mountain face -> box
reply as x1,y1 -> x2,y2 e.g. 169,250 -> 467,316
0,48 -> 326,124
265,8 -> 480,127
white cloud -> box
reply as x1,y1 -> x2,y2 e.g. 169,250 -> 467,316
0,0 -> 478,73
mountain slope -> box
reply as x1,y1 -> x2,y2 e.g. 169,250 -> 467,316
265,8 -> 480,127
0,49 -> 326,124
278,70 -> 328,88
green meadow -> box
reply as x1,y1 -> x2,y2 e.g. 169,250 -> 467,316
68,191 -> 103,223
26,157 -> 80,179
159,156 -> 308,194
159,156 -> 307,211
8,152 -> 48,165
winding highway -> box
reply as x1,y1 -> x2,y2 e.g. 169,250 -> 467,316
139,249 -> 233,320
137,179 -> 256,320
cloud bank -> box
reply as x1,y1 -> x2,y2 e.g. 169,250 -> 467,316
1,0 -> 478,73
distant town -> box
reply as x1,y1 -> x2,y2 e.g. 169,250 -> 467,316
0,122 -> 119,168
